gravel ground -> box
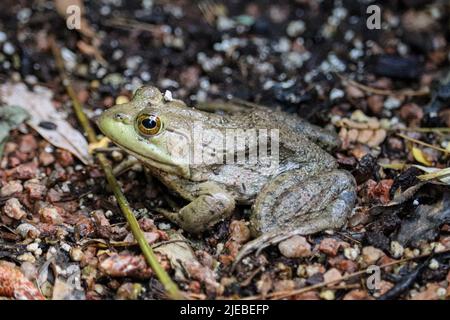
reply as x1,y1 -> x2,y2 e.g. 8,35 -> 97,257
0,0 -> 449,300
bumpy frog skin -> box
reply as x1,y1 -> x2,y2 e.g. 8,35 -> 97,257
98,86 -> 356,261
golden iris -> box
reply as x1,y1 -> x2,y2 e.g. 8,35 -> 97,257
136,114 -> 162,136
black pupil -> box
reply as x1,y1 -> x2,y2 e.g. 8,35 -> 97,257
142,117 -> 157,129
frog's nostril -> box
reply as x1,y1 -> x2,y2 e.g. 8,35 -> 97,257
114,113 -> 126,121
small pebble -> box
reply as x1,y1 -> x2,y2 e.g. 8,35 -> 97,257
229,220 -> 251,244
286,20 -> 306,37
39,151 -> 55,166
60,242 -> 72,252
362,246 -> 385,265
16,223 -> 40,239
0,180 -> 23,197
430,242 -> 446,253
26,242 -> 39,253
111,150 -> 124,162
3,198 -> 27,220
17,253 -> 36,263
318,238 -> 341,256
70,247 -> 84,262
344,246 -> 360,261
0,31 -> 6,42
390,241 -> 404,258
39,206 -> 64,224
436,287 -> 447,298
115,96 -> 129,105
319,289 -> 335,300
105,210 -> 114,218
384,96 -> 401,110
164,90 -> 173,102
3,42 -> 15,55
330,88 -> 345,101
158,223 -> 171,230
323,268 -> 342,283
278,235 -> 312,258
428,259 -> 439,270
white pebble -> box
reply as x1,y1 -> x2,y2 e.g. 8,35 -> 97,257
273,37 -> 291,53
105,210 -> 113,218
344,247 -> 359,261
330,88 -> 345,101
217,16 -> 235,31
112,49 -> 123,60
0,31 -> 7,43
428,259 -> 439,270
164,90 -> 173,101
349,48 -> 363,60
16,223 -> 40,238
320,289 -> 335,300
158,222 -> 171,230
26,242 -> 39,252
61,242 -> 72,252
437,287 -> 447,298
3,42 -> 15,55
17,253 -> 35,263
431,242 -> 446,253
384,96 -> 401,110
140,71 -> 151,82
287,20 -> 306,37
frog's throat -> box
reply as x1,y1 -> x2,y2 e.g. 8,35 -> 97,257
109,139 -> 191,178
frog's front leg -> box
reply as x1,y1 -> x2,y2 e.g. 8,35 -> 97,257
159,182 -> 235,234
233,169 -> 356,268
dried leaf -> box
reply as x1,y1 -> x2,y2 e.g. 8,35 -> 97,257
52,275 -> 85,300
0,105 -> 29,158
412,147 -> 432,166
0,83 -> 91,164
154,233 -> 222,294
396,190 -> 450,246
154,233 -> 197,281
414,165 -> 450,185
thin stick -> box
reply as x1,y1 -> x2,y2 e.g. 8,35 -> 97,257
400,127 -> 450,133
50,37 -> 183,300
337,74 -> 430,97
396,133 -> 449,154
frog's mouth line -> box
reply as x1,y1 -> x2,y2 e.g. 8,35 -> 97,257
107,137 -> 191,178
109,138 -> 173,167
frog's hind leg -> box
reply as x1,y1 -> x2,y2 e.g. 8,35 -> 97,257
232,169 -> 356,270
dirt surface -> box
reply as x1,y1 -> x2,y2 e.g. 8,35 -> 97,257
0,0 -> 450,300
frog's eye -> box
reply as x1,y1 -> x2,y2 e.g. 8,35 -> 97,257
136,114 -> 163,136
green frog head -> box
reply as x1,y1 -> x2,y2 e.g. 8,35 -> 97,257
97,86 -> 193,177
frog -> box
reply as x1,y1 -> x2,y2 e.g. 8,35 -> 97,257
97,86 -> 357,264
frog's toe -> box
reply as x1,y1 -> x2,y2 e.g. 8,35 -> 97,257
232,228 -> 317,271
232,232 -> 279,270
88,137 -> 111,154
